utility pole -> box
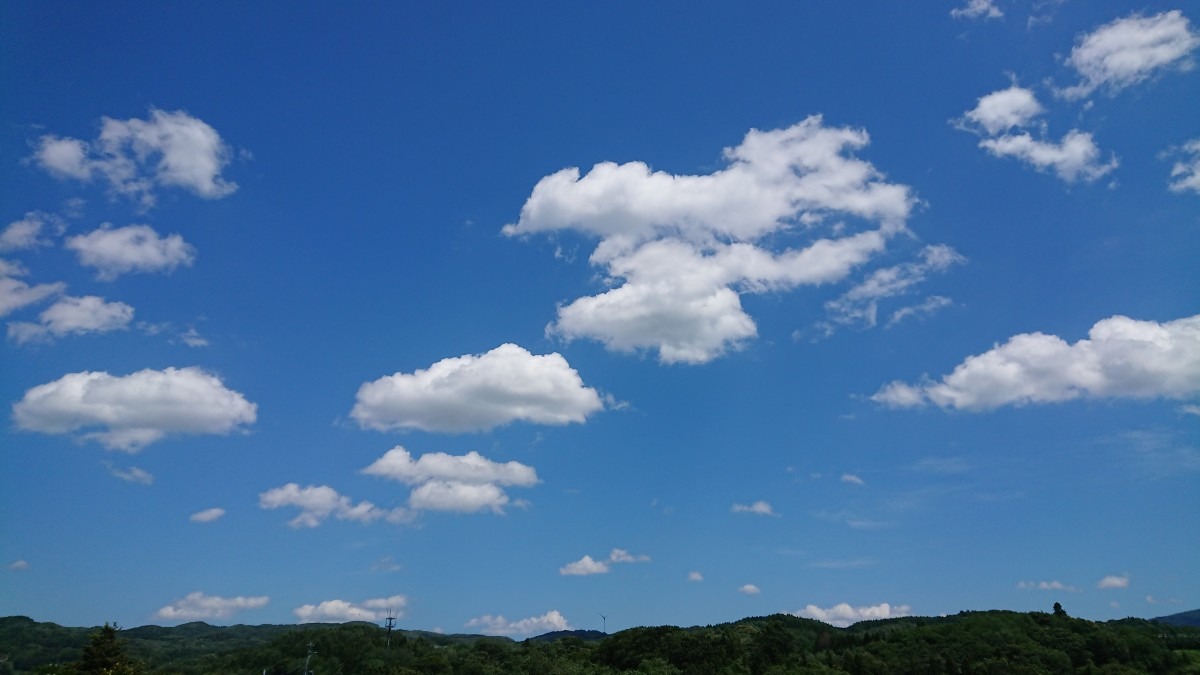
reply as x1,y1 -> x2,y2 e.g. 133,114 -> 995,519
303,642 -> 316,675
384,611 -> 397,648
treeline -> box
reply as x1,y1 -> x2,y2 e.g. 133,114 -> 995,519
3,609 -> 1199,674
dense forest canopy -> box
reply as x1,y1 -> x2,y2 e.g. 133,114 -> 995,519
3,609 -> 1199,674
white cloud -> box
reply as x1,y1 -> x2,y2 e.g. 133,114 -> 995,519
1098,574 -> 1131,589
258,483 -> 404,528
1059,10 -> 1200,100
108,464 -> 153,485
294,595 -> 406,623
178,327 -> 209,347
791,602 -> 912,627
504,117 -> 919,363
8,295 -> 133,344
560,555 -> 610,576
363,446 -> 538,486
951,0 -> 1002,20
363,446 -> 539,515
0,260 -> 64,318
608,548 -> 651,564
1166,138 -> 1200,194
841,473 -> 865,486
821,245 -> 964,332
958,86 -> 1045,136
0,212 -> 60,251
33,109 -> 238,208
687,571 -> 704,582
873,314 -> 1200,410
466,610 -> 570,636
738,584 -> 761,595
189,507 -> 225,523
13,367 -> 257,451
352,343 -> 604,433
7,560 -> 30,571
979,130 -> 1117,183
66,224 -> 195,280
560,548 -> 651,575
1017,580 -> 1080,592
732,500 -> 778,516
408,481 -> 511,514
154,592 -> 269,621
887,296 -> 954,327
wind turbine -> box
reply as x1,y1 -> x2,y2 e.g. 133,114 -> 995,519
599,612 -> 607,633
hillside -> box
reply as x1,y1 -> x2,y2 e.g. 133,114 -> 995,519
2,609 -> 1199,674
1158,610 -> 1200,629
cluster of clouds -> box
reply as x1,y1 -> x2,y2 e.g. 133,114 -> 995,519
873,314 -> 1200,411
33,108 -> 238,209
1017,574 -> 1130,593
504,116 -> 961,363
153,592 -> 270,621
152,592 -> 407,624
465,610 -> 571,636
260,444 -> 543,527
559,548 -> 651,576
3,108 -> 227,349
791,602 -> 912,628
955,10 -> 1198,186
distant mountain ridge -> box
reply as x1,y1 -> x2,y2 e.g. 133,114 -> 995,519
1154,609 -> 1200,628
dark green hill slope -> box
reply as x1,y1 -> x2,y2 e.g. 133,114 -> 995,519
1157,610 -> 1200,628
3,609 -> 1199,674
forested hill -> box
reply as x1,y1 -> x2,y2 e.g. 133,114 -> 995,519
2,609 -> 1199,674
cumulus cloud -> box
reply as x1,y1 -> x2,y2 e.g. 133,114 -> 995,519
1058,10 -> 1200,100
873,314 -> 1200,410
739,584 -> 761,595
8,560 -> 30,571
32,109 -> 238,208
13,367 -> 257,451
687,571 -> 704,582
66,224 -> 195,280
466,610 -> 570,636
352,344 -> 604,433
8,295 -> 133,344
560,555 -> 609,576
1098,574 -> 1131,589
820,245 -> 964,332
154,592 -> 268,621
732,500 -> 778,516
957,86 -> 1045,136
951,0 -> 1002,20
1,212 -> 61,251
841,473 -> 865,486
363,446 -> 538,514
1166,138 -> 1200,194
560,548 -> 650,575
1018,580 -> 1080,592
258,483 -> 405,528
0,260 -> 64,318
189,507 -> 225,523
979,130 -> 1117,183
504,117 -> 924,363
791,602 -> 912,627
294,595 -> 406,623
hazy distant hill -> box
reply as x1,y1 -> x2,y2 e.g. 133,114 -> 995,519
1156,609 -> 1200,628
523,628 -> 608,643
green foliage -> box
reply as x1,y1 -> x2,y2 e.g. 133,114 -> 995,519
3,610 -> 1199,674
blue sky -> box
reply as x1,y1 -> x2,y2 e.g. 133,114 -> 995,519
1,0 -> 1197,635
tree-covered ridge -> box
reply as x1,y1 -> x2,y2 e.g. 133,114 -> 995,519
2,610 -> 1199,674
